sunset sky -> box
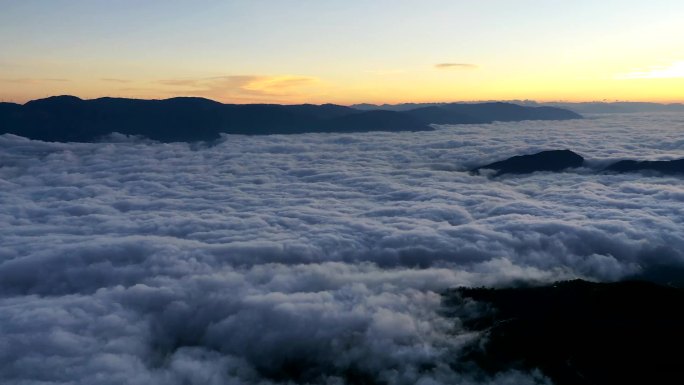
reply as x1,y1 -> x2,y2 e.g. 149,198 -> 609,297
1,0 -> 683,104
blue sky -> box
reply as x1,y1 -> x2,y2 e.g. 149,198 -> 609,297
2,0 -> 683,103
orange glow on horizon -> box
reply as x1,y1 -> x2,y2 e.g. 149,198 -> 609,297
1,73 -> 683,105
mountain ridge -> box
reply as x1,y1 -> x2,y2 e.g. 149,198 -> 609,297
1,96 -> 582,142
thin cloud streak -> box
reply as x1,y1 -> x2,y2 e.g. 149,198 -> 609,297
435,63 -> 478,70
155,74 -> 323,103
100,78 -> 133,83
1,78 -> 71,84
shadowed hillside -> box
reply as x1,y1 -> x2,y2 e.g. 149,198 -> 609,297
445,280 -> 684,385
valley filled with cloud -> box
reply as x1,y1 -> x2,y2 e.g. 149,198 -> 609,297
1,112 -> 683,384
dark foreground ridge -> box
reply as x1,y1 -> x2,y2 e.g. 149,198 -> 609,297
471,149 -> 585,176
0,96 -> 581,142
445,279 -> 684,385
472,149 -> 684,176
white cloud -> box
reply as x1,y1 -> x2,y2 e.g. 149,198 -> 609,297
615,61 -> 684,79
0,112 -> 683,383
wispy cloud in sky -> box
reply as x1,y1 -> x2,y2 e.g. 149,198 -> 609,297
100,78 -> 132,84
615,61 -> 684,79
240,75 -> 319,93
435,63 -> 478,70
1,78 -> 70,84
156,75 -> 323,102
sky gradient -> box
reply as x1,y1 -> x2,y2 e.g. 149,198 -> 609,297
1,0 -> 683,104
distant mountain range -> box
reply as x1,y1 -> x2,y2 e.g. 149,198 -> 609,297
354,101 -> 684,114
402,103 -> 580,124
0,96 -> 581,142
535,101 -> 684,114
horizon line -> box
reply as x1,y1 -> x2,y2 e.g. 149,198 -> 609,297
3,94 -> 684,107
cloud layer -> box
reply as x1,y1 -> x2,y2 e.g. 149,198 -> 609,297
1,112 -> 683,384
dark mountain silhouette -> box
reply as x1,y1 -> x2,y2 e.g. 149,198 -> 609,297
468,149 -> 683,177
0,96 -> 582,142
605,158 -> 684,175
0,96 -> 431,142
471,149 -> 585,176
438,102 -> 581,122
352,102 -> 439,111
404,106 -> 486,124
0,102 -> 23,131
0,102 -> 22,114
284,103 -> 356,120
371,102 -> 583,124
355,100 -> 684,114
445,279 -> 684,385
320,110 -> 430,132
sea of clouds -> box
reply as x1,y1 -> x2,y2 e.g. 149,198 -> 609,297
1,112 -> 683,384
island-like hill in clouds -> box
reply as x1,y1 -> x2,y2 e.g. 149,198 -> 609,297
0,96 -> 582,142
469,149 -> 684,176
